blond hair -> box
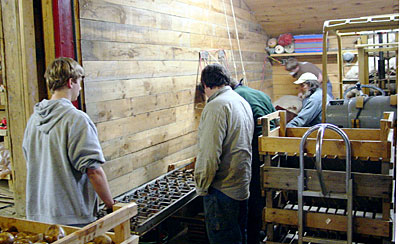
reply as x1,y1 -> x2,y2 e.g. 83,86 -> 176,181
44,57 -> 84,93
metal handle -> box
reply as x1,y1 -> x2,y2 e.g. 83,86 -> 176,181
298,123 -> 352,244
315,125 -> 328,196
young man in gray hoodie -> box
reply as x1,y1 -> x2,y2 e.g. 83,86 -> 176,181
22,57 -> 115,226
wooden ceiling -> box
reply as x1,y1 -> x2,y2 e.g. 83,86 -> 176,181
244,0 -> 399,37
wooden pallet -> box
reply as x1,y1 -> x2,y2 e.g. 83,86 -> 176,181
0,202 -> 139,244
258,111 -> 395,242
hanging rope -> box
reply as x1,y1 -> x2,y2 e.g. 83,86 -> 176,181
229,0 -> 247,85
222,0 -> 238,81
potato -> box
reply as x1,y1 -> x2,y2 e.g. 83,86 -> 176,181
44,225 -> 65,243
0,225 -> 17,233
25,233 -> 40,242
0,232 -> 14,244
92,235 -> 112,244
14,239 -> 33,244
15,232 -> 30,240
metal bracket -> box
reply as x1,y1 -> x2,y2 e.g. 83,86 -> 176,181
200,51 -> 209,61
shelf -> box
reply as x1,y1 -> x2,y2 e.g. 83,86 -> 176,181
270,51 -> 337,57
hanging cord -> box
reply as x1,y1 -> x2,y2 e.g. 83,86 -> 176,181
229,0 -> 247,85
207,52 -> 220,64
260,55 -> 269,92
219,49 -> 232,75
222,0 -> 238,81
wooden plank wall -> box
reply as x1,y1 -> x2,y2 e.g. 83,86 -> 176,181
78,0 -> 270,197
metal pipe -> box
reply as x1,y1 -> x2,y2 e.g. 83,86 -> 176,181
378,32 -> 385,80
315,125 -> 328,196
298,123 -> 352,244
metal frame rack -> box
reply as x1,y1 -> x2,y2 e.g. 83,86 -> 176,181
98,163 -> 198,236
321,14 -> 399,121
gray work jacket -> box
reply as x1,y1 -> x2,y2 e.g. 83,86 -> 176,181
195,86 -> 254,200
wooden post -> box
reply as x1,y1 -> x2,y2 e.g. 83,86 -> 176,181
113,203 -> 133,244
380,112 -> 394,221
1,0 -> 39,216
322,30 -> 328,122
41,0 -> 55,67
279,110 -> 286,137
358,35 -> 369,95
336,31 -> 343,99
264,155 -> 274,241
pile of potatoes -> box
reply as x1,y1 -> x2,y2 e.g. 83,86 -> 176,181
0,224 -> 112,244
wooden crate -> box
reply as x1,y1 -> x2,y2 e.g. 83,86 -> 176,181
258,111 -> 395,242
0,202 -> 139,244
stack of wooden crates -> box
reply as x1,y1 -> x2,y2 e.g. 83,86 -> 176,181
258,111 -> 394,243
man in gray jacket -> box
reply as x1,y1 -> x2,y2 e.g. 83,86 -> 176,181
287,72 -> 331,127
195,63 -> 254,244
22,57 -> 115,226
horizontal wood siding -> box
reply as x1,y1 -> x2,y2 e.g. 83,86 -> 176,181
79,0 -> 270,197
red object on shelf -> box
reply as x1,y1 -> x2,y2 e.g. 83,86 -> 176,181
278,33 -> 293,46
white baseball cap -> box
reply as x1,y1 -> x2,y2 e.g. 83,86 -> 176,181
294,72 -> 318,84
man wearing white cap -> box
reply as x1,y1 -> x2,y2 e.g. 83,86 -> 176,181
285,57 -> 334,99
287,72 -> 331,127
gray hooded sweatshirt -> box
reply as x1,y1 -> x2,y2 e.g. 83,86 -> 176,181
22,98 -> 105,225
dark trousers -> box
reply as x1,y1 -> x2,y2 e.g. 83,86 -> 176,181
247,147 -> 265,244
203,188 -> 248,244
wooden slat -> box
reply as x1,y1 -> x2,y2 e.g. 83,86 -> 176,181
265,208 -> 390,237
53,202 -> 137,244
104,132 -> 197,181
79,0 -> 265,41
102,114 -> 198,161
87,89 -> 194,123
0,203 -> 139,243
80,0 -> 262,30
108,144 -> 197,197
167,156 -> 196,171
285,127 -> 381,141
113,203 -> 135,244
95,107 -> 177,142
84,76 -> 196,103
120,235 -> 139,244
270,52 -> 337,57
83,60 -> 199,81
80,18 -> 266,53
0,215 -> 80,235
81,40 -> 199,61
259,136 -> 391,161
263,167 -> 392,198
